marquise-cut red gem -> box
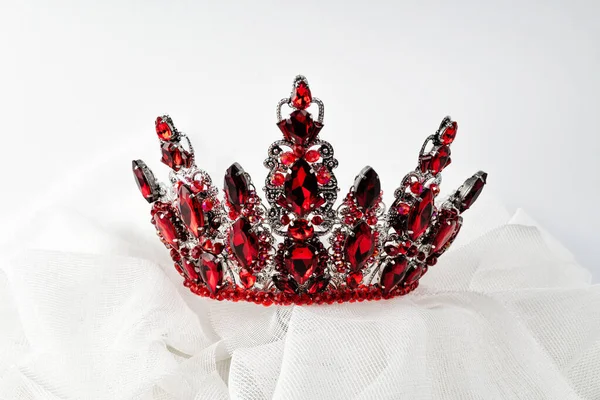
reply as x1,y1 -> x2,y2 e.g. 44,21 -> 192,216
380,256 -> 408,294
153,210 -> 180,248
407,188 -> 434,240
441,121 -> 458,145
284,243 -> 317,285
224,163 -> 250,213
199,253 -> 223,294
430,145 -> 451,175
272,274 -> 299,294
155,116 -> 175,141
177,185 -> 205,238
344,220 -> 375,271
277,110 -> 323,146
459,172 -> 487,212
161,142 -> 192,171
239,268 -> 256,289
132,160 -> 157,203
354,166 -> 381,211
308,274 -> 331,294
291,81 -> 312,110
284,159 -> 322,216
404,264 -> 423,286
288,219 -> 314,241
182,259 -> 199,281
431,209 -> 459,253
229,217 -> 259,268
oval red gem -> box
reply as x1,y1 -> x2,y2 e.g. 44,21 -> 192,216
354,166 -> 381,211
344,220 -> 376,271
153,209 -> 181,248
161,142 -> 192,171
155,116 -> 175,141
177,184 -> 205,238
199,253 -> 223,294
284,159 -> 323,216
182,259 -> 199,281
379,256 -> 408,294
132,160 -> 158,203
288,219 -> 314,241
407,188 -> 434,240
346,270 -> 363,288
459,172 -> 487,212
239,268 -> 256,289
224,163 -> 250,213
404,264 -> 423,286
430,145 -> 451,175
430,209 -> 459,253
291,81 -> 312,110
284,243 -> 317,285
229,217 -> 259,268
441,121 -> 458,145
277,110 -> 323,146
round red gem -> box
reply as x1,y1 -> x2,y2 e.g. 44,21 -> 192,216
201,198 -> 214,212
291,81 -> 312,110
430,184 -> 440,196
280,214 -> 291,225
311,215 -> 324,225
384,244 -> 399,256
177,184 -> 205,238
441,121 -> 458,145
305,149 -> 320,163
407,188 -> 434,240
396,202 -> 410,215
280,152 -> 297,166
380,256 -> 408,294
239,268 -> 256,289
288,219 -> 314,241
316,167 -> 331,185
284,243 -> 317,285
277,110 -> 323,146
344,220 -> 375,271
229,218 -> 259,268
427,256 -> 438,266
410,181 -> 423,195
155,116 -> 174,141
354,166 -> 381,211
191,246 -> 202,259
346,271 -> 363,288
271,172 -> 285,186
224,162 -> 250,213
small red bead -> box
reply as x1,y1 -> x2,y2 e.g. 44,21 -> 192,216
201,198 -> 214,212
280,214 -> 291,225
430,184 -> 440,196
271,172 -> 285,186
312,215 -> 324,225
305,149 -> 320,162
410,181 -> 423,195
316,167 -> 331,185
346,271 -> 363,288
397,202 -> 410,215
280,152 -> 297,166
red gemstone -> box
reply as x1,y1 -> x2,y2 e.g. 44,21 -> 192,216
396,202 -> 410,216
291,81 -> 312,110
161,142 -> 192,171
431,209 -> 459,253
271,172 -> 285,186
229,218 -> 259,268
308,274 -> 331,294
239,268 -> 256,289
305,149 -> 320,163
201,198 -> 213,212
177,185 -> 205,238
284,243 -> 317,284
153,210 -> 180,248
407,188 -> 434,240
379,256 -> 408,294
132,160 -> 158,203
404,264 -> 423,285
419,154 -> 432,173
441,121 -> 458,145
288,219 -> 314,241
410,181 -> 423,195
155,116 -> 175,141
346,271 -> 363,288
430,145 -> 451,175
273,274 -> 299,294
311,215 -> 324,225
224,163 -> 250,213
280,152 -> 297,166
459,172 -> 487,212
199,253 -> 223,294
280,214 -> 291,225
277,110 -> 323,146
354,166 -> 381,211
316,167 -> 331,185
344,220 -> 376,271
182,259 -> 199,281
284,159 -> 323,216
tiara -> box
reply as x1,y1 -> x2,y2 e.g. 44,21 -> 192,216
132,75 -> 487,306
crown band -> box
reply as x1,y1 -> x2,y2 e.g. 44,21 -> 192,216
132,75 -> 487,306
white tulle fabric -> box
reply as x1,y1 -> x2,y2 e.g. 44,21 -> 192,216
0,156 -> 599,399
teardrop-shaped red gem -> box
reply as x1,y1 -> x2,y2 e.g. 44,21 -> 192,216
284,243 -> 317,285
272,274 -> 299,294
307,274 -> 331,294
284,159 -> 323,216
224,163 -> 250,213
177,185 -> 205,238
182,259 -> 199,281
430,209 -> 459,253
291,81 -> 312,110
277,110 -> 323,146
155,116 -> 175,141
344,220 -> 376,271
354,166 -> 381,211
379,256 -> 408,294
239,268 -> 256,289
132,160 -> 158,203
407,188 -> 434,240
430,145 -> 451,175
229,217 -> 259,268
161,142 -> 192,171
288,219 -> 314,241
459,172 -> 487,212
153,209 -> 181,248
199,253 -> 223,294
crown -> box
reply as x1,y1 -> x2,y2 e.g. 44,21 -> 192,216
132,75 -> 487,306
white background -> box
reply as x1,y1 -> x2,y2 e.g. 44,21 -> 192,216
1,0 -> 599,279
